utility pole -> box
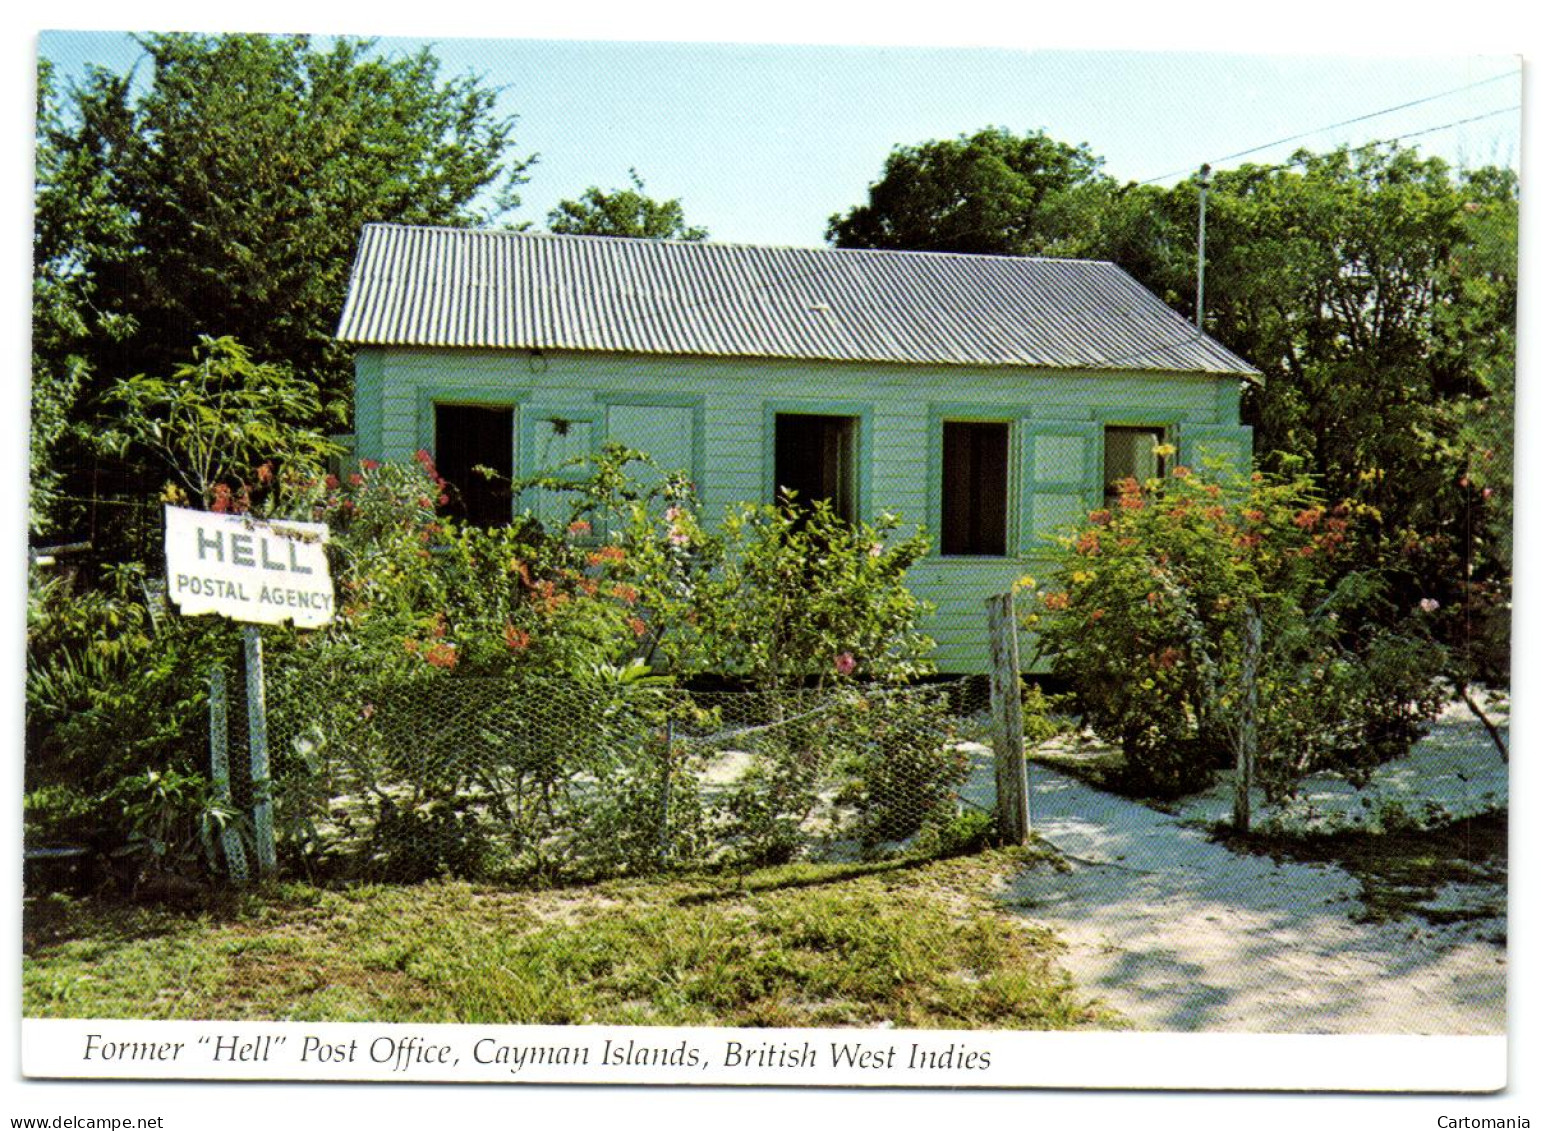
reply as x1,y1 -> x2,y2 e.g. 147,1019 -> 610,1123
1196,163 -> 1212,333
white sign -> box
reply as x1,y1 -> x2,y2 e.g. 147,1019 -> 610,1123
164,505 -> 335,628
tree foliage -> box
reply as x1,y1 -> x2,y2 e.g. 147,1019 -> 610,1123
40,32 -> 531,427
103,336 -> 340,512
547,169 -> 708,240
827,126 -> 1108,255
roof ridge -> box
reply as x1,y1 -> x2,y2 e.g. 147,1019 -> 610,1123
358,221 -> 1122,269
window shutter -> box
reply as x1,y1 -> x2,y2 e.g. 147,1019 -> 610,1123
1020,420 -> 1102,552
1177,423 -> 1254,476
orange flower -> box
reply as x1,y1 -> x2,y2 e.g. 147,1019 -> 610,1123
587,545 -> 626,566
1075,530 -> 1101,556
504,625 -> 531,651
568,520 -> 592,536
1040,591 -> 1070,612
629,616 -> 648,638
424,642 -> 458,669
610,583 -> 639,605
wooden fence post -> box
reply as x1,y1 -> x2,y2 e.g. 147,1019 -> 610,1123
1232,604 -> 1262,834
244,625 -> 277,878
209,666 -> 249,883
987,592 -> 1031,843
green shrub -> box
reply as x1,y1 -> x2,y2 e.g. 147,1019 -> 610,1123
1032,459 -> 1446,803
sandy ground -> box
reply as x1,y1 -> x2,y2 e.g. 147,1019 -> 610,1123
990,699 -> 1508,1034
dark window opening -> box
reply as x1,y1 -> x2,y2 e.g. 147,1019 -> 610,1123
774,413 -> 857,522
1104,426 -> 1167,502
942,421 -> 1009,556
434,403 -> 514,526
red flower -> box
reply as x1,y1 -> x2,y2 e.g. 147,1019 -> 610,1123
629,616 -> 648,638
568,520 -> 592,536
834,651 -> 857,676
360,458 -> 380,471
424,642 -> 458,669
324,474 -> 340,491
211,483 -> 232,514
1075,530 -> 1101,556
1041,591 -> 1070,612
611,583 -> 639,605
1087,509 -> 1112,527
1293,508 -> 1321,529
504,625 -> 532,651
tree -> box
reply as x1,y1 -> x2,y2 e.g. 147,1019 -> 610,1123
46,33 -> 532,422
547,169 -> 708,240
30,60 -> 133,536
827,126 -> 1108,256
1181,149 -> 1514,674
103,336 -> 340,513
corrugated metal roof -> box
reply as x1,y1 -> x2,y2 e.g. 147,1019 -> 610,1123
336,223 -> 1260,376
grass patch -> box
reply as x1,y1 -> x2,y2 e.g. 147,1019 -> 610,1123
23,848 -> 1116,1030
1218,811 -> 1507,932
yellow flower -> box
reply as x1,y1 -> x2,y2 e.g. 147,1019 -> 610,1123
1153,442 -> 1177,458
1014,575 -> 1037,591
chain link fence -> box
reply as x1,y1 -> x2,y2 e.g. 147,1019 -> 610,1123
258,668 -> 997,882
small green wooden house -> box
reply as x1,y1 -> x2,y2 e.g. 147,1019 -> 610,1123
336,223 -> 1258,673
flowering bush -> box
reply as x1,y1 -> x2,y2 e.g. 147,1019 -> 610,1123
688,498 -> 935,691
1032,462 -> 1446,805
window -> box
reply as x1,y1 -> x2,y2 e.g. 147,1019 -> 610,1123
941,421 -> 1009,556
434,403 -> 514,526
774,413 -> 858,522
1103,426 -> 1167,502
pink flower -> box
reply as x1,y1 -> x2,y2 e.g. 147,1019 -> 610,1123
1420,598 -> 1441,614
834,652 -> 857,676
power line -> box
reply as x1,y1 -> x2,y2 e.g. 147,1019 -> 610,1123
1141,103 -> 1521,188
1136,69 -> 1520,185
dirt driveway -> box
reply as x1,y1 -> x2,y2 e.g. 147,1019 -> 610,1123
1004,767 -> 1506,1034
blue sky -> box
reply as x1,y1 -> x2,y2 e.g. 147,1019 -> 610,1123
36,31 -> 1521,248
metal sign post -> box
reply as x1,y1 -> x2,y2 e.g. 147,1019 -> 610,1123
244,626 -> 278,878
208,667 -> 250,883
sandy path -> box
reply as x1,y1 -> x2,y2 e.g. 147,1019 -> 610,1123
1004,768 -> 1506,1034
